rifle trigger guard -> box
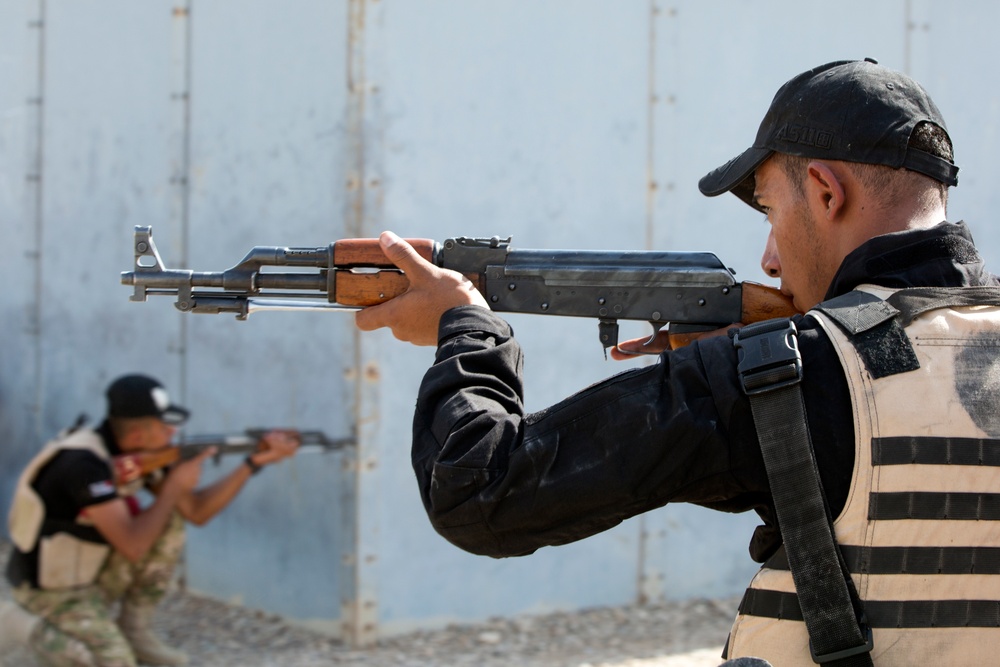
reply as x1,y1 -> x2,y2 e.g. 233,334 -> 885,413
646,321 -> 666,346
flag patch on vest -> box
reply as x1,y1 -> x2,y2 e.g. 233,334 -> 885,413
88,480 -> 115,498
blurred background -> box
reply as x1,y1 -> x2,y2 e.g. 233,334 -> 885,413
1,0 -> 998,647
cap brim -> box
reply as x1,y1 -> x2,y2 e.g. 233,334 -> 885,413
698,146 -> 773,212
161,406 -> 190,426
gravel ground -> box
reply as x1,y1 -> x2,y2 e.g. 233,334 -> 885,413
0,540 -> 738,667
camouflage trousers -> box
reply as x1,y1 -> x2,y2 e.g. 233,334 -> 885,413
12,512 -> 186,667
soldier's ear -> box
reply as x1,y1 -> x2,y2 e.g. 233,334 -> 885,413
805,161 -> 846,221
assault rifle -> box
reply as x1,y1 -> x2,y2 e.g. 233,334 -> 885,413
112,429 -> 352,484
121,226 -> 797,352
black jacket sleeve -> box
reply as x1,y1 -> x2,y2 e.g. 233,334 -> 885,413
412,306 -> 853,560
413,306 -> 764,557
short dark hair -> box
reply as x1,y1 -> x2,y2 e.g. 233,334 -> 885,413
776,121 -> 953,207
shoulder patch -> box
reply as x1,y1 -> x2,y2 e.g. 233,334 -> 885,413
815,290 -> 898,334
816,291 -> 919,378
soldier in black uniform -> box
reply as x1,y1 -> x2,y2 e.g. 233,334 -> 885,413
355,60 -> 1000,665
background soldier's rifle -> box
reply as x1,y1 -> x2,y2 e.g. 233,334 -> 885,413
112,429 -> 352,485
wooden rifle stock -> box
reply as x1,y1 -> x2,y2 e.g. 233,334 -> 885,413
113,448 -> 183,485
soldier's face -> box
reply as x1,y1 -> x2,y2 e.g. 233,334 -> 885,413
754,158 -> 835,311
132,417 -> 177,450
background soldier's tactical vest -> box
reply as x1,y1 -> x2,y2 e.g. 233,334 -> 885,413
8,429 -> 115,589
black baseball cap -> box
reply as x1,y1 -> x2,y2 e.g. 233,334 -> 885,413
106,374 -> 190,425
699,58 -> 960,211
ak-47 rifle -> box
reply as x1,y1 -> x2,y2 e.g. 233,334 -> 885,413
112,429 -> 352,484
121,226 -> 798,352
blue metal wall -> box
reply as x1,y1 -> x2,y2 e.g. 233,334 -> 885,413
2,0 -> 998,644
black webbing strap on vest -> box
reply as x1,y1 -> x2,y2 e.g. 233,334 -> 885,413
734,319 -> 874,666
885,285 -> 1000,326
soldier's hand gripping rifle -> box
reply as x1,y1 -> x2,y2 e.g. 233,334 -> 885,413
121,225 -> 798,353
112,429 -> 352,485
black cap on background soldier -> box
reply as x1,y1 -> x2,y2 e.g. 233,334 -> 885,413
106,374 -> 190,425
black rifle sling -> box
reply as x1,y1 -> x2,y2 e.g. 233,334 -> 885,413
734,319 -> 873,666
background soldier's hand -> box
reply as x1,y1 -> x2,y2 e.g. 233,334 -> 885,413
165,447 -> 216,493
251,430 -> 300,467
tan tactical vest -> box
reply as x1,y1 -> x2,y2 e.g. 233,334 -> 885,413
727,286 -> 1000,665
7,428 -> 115,589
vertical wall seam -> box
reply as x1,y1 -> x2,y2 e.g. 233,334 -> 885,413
644,1 -> 658,254
167,1 -> 193,591
347,0 -> 367,239
637,0 -> 660,605
343,0 -> 380,649
27,0 -> 47,440
345,0 -> 366,644
903,0 -> 912,73
170,2 -> 193,416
